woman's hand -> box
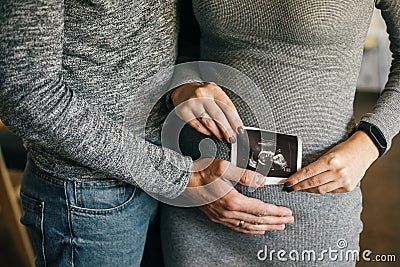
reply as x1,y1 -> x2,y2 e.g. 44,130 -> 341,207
185,158 -> 294,234
283,131 -> 379,194
171,82 -> 243,143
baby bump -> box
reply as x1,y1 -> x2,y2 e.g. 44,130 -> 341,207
160,185 -> 363,267
235,183 -> 363,230
176,109 -> 362,230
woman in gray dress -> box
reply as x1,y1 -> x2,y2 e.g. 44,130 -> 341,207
161,0 -> 400,266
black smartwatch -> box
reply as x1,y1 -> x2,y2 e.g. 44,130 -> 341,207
350,121 -> 387,157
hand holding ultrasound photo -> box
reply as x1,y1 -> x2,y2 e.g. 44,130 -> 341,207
231,127 -> 302,185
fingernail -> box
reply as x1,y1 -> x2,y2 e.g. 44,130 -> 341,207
229,136 -> 236,143
284,182 -> 292,188
255,175 -> 266,186
283,182 -> 293,193
283,186 -> 294,193
237,126 -> 245,135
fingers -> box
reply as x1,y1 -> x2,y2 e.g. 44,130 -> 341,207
289,170 -> 334,192
229,191 -> 293,217
330,187 -> 350,193
224,210 -> 294,226
194,159 -> 268,190
214,98 -> 243,134
203,100 -> 235,142
284,156 -> 331,193
285,159 -> 330,187
284,151 -> 361,194
178,108 -> 213,137
199,190 -> 294,234
188,119 -> 213,137
202,85 -> 242,140
176,99 -> 230,142
213,220 -> 268,235
304,181 -> 341,194
212,189 -> 293,218
200,207 -> 289,234
193,160 -> 296,235
200,207 -> 266,235
198,116 -> 225,141
221,218 -> 286,232
220,163 -> 267,188
301,179 -> 356,193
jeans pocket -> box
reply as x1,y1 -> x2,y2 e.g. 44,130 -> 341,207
71,179 -> 136,215
20,192 -> 46,266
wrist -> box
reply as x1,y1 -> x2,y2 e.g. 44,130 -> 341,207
348,131 -> 379,162
349,121 -> 387,157
188,158 -> 216,187
188,160 -> 207,188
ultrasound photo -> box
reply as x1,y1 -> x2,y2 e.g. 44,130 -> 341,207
231,127 -> 302,185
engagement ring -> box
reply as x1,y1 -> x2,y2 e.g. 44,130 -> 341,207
198,112 -> 211,121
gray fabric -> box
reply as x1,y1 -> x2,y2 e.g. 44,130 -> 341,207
161,187 -> 363,267
161,0 -> 400,266
0,0 -> 193,198
362,0 -> 400,144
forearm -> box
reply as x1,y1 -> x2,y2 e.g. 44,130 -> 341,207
0,0 -> 192,198
361,0 -> 400,150
347,131 -> 379,164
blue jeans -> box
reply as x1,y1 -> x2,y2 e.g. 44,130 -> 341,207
20,159 -> 158,267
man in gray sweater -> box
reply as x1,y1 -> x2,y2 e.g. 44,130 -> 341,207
0,1 -> 293,266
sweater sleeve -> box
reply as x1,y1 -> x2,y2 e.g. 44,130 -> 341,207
0,1 -> 192,198
361,0 -> 400,150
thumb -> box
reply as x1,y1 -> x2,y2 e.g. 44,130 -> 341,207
222,164 -> 266,188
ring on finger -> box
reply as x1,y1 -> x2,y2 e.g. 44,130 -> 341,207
198,81 -> 210,85
198,111 -> 211,121
237,220 -> 245,228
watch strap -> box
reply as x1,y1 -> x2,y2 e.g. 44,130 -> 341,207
350,121 -> 387,157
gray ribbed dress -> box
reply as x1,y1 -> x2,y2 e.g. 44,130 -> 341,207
161,0 -> 400,266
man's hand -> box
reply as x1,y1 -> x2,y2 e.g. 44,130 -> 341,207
185,158 -> 294,234
283,131 -> 379,194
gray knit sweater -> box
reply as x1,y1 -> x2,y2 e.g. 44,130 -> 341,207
0,0 -> 192,198
1,0 -> 399,202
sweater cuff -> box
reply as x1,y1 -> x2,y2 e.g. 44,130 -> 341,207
359,115 -> 392,154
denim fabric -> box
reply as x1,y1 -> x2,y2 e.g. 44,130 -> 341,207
20,159 -> 158,267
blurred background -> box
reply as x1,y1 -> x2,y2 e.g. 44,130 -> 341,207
0,8 -> 399,267
354,9 -> 400,267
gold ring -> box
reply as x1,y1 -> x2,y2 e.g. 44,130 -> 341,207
237,220 -> 245,228
198,112 -> 211,121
